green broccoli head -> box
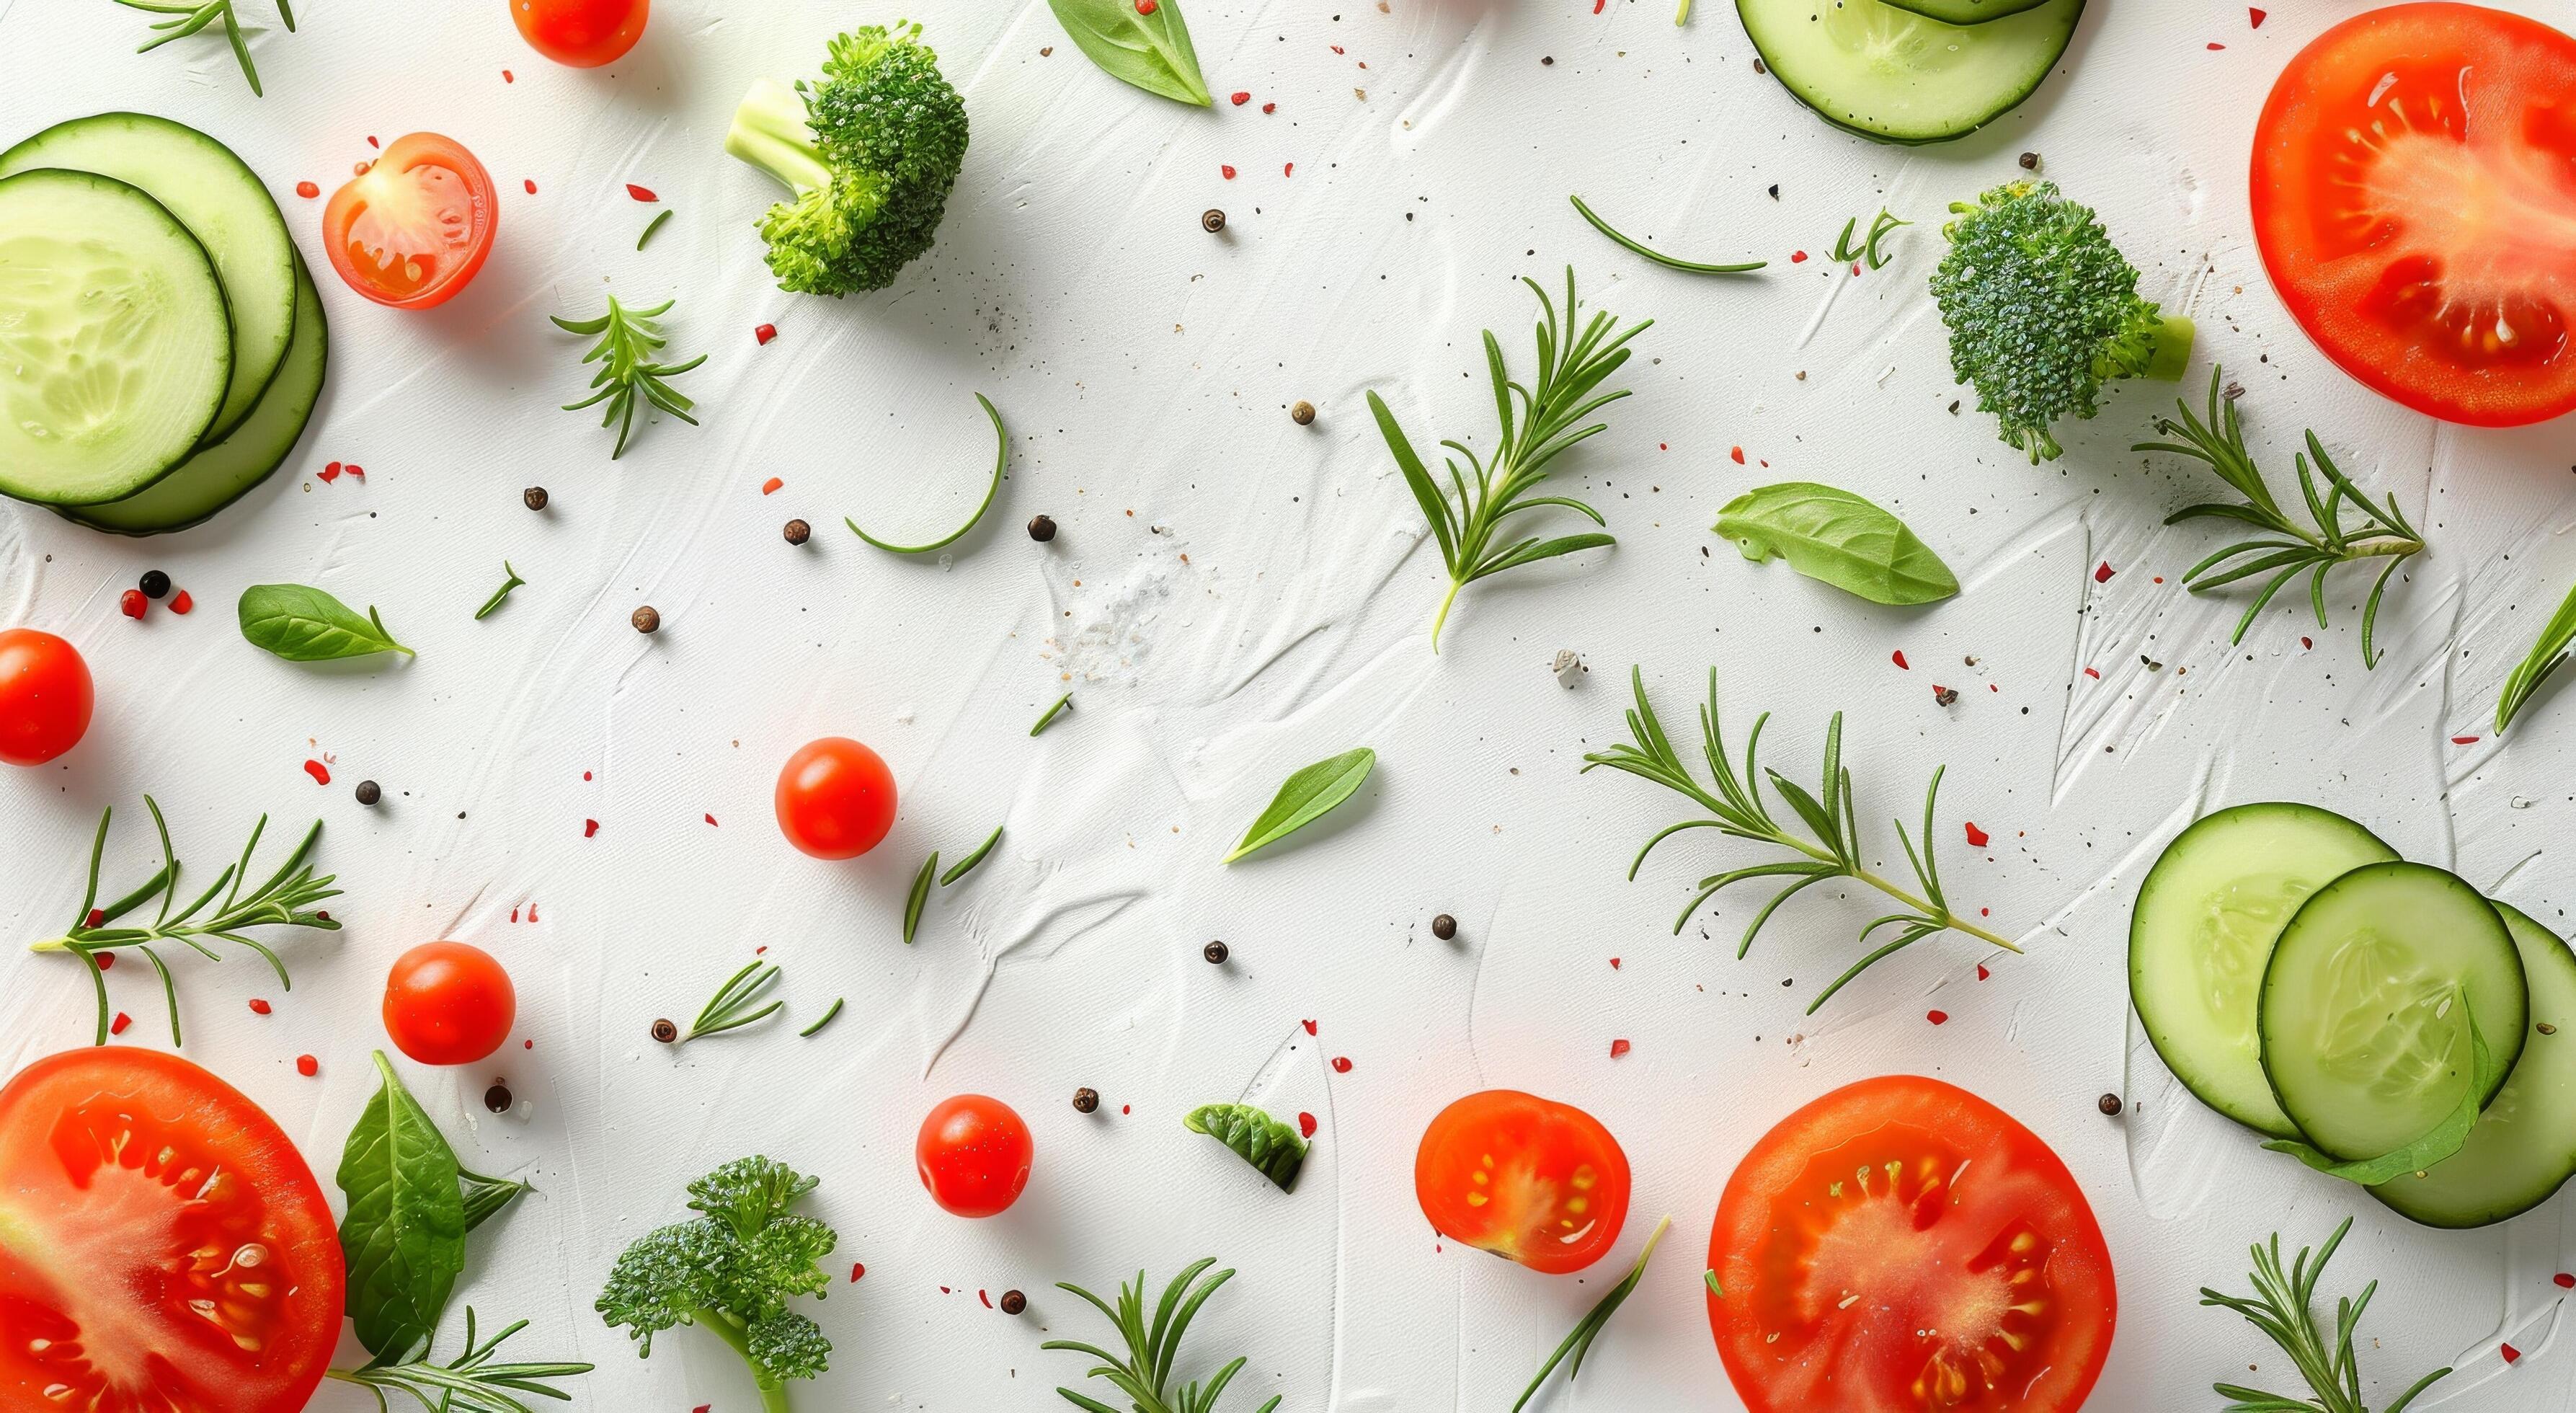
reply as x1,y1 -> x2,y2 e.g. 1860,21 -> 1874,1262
598,1156 -> 839,1407
1929,180 -> 2195,463
724,22 -> 969,298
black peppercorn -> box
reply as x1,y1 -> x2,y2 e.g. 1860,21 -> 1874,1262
631,605 -> 660,634
1072,1086 -> 1099,1113
139,569 -> 172,599
1000,1289 -> 1027,1315
1202,208 -> 1226,233
484,1082 -> 512,1113
355,779 -> 382,806
2097,1092 -> 2122,1116
1028,514 -> 1057,542
1290,400 -> 1316,425
783,518 -> 812,545
1431,913 -> 1457,941
651,1018 -> 678,1043
1204,939 -> 1230,964
2018,151 -> 2040,171
524,487 -> 549,511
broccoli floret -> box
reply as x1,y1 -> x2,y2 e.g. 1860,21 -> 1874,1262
1930,180 -> 2195,463
598,1156 -> 838,1412
723,23 -> 969,297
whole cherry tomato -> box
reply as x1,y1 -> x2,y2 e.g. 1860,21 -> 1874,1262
382,941 -> 517,1066
1415,1089 -> 1630,1275
323,133 -> 497,310
916,1094 -> 1032,1218
776,737 -> 897,860
510,0 -> 648,68
0,629 -> 92,766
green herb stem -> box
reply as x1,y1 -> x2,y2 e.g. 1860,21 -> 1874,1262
637,208 -> 673,250
1045,1259 -> 1284,1413
848,394 -> 1007,554
1569,195 -> 1764,274
116,0 -> 294,96
941,825 -> 1003,885
680,961 -> 783,1041
1515,1215 -> 1670,1412
475,562 -> 526,621
2495,576 -> 2576,735
2200,1218 -> 2451,1413
325,1307 -> 591,1413
1031,692 -> 1074,735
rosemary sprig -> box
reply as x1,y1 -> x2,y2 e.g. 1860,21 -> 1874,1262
679,960 -> 783,1041
475,562 -> 525,621
325,1306 -> 592,1413
2199,1218 -> 2451,1413
1829,208 -> 1909,270
2137,368 -> 2425,668
2495,576 -> 2576,735
551,295 -> 707,459
1045,1259 -> 1284,1413
1369,267 -> 1643,652
116,0 -> 296,97
27,797 -> 340,1045
1568,195 -> 1765,274
1514,1215 -> 1669,1412
1583,667 -> 2017,1013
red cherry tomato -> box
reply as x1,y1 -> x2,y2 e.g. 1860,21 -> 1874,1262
0,1047 -> 343,1412
382,941 -> 517,1066
916,1094 -> 1032,1218
776,737 -> 897,860
323,133 -> 498,309
510,0 -> 648,67
0,629 -> 92,766
1414,1089 -> 1631,1275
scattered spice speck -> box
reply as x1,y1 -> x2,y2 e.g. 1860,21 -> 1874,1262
1221,164 -> 1237,180
2083,667 -> 2101,679
1963,821 -> 1990,848
503,68 -> 514,82
2208,41 -> 2226,50
584,818 -> 599,838
1231,92 -> 1251,105
1976,964 -> 1991,981
1331,1055 -> 1352,1073
524,179 -> 537,194
2452,735 -> 2482,745
2555,1273 -> 2574,1289
1729,446 -> 1745,464
1284,162 -> 1294,177
850,1263 -> 866,1283
1790,251 -> 1808,264
2503,1343 -> 2522,1365
705,812 -> 719,825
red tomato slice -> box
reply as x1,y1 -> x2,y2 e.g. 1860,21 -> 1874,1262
2252,3 -> 2576,425
1413,1089 -> 1631,1275
323,133 -> 498,309
1709,1076 -> 2114,1413
0,1048 -> 342,1412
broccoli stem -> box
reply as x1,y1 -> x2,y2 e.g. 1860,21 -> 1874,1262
691,1306 -> 793,1413
2143,313 -> 2197,381
724,77 -> 830,197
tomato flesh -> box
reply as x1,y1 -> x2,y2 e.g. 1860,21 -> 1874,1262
0,1049 -> 342,1413
323,133 -> 497,309
0,628 -> 93,766
1413,1089 -> 1631,1275
915,1095 -> 1032,1218
1710,1076 -> 2113,1413
2252,3 -> 2576,425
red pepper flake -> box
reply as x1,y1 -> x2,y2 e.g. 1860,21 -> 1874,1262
319,461 -> 342,482
1891,650 -> 1909,670
87,909 -> 106,929
2208,42 -> 2226,50
2083,666 -> 2101,679
584,771 -> 593,781
755,322 -> 778,345
1851,262 -> 1862,277
761,477 -> 783,495
1976,964 -> 1991,981
625,183 -> 658,202
367,135 -> 380,149
504,68 -> 514,82
2249,6 -> 2266,25
2452,735 -> 2482,745
345,464 -> 363,478
169,590 -> 193,615
705,812 -> 719,825
303,759 -> 332,787
528,903 -> 539,923
850,1264 -> 865,1283
583,818 -> 599,838
1297,1111 -> 1318,1138
1594,0 -> 1605,11
523,179 -> 537,195
2152,575 -> 2164,584
2555,1273 -> 2574,1289
1790,250 -> 1808,264
2301,636 -> 2314,649
1136,0 -> 1156,11
1262,102 -> 1276,114
1221,164 -> 1238,180
1231,92 -> 1251,105
1609,957 -> 1621,970
296,1054 -> 319,1076
249,998 -> 272,1014
94,952 -> 112,972
1303,1019 -> 1318,1035
1331,44 -> 1345,54
978,1289 -> 992,1308
110,1011 -> 132,1035
120,589 -> 148,620
1927,1010 -> 1948,1025
1609,1037 -> 1631,1058
1284,162 -> 1294,177
2503,1342 -> 2522,1364
2094,560 -> 2115,583
1730,446 -> 1746,464
1964,821 -> 1990,848
1331,1055 -> 1352,1073
295,180 -> 319,198
511,906 -> 521,923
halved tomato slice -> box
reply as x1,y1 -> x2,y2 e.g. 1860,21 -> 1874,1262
1413,1089 -> 1631,1275
1709,1076 -> 2114,1412
0,1048 -> 342,1412
2251,3 -> 2576,425
323,132 -> 498,309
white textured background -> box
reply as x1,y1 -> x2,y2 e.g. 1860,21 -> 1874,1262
6,0 -> 2576,1407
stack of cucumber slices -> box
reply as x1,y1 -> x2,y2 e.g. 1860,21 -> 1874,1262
2132,802 -> 2576,1228
0,113 -> 328,536
1737,0 -> 2086,145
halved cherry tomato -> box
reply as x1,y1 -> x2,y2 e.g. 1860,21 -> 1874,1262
1413,1089 -> 1630,1275
383,940 -> 517,1066
0,1048 -> 342,1412
0,628 -> 92,766
776,736 -> 897,860
1709,1076 -> 2115,1413
915,1094 -> 1032,1218
2252,4 -> 2576,425
323,133 -> 498,309
510,0 -> 648,67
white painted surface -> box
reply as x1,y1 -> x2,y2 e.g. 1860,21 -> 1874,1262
4,0 -> 2575,1408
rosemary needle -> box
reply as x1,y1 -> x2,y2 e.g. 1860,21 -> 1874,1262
1569,194 -> 1765,274
798,996 -> 844,1037
1031,692 -> 1072,736
474,562 -> 525,620
940,825 -> 1001,885
636,208 -> 672,250
680,960 -> 783,1041
903,853 -> 938,943
1514,1216 -> 1671,1412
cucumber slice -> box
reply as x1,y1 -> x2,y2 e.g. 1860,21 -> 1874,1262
2373,903 -> 2576,1228
2130,803 -> 2399,1138
62,251 -> 327,536
2260,863 -> 2528,1163
1882,0 -> 2053,23
1737,0 -> 2085,146
0,113 -> 297,444
0,169 -> 231,505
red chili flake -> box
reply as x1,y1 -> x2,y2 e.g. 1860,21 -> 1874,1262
625,183 -> 658,202
2452,735 -> 2482,745
367,135 -> 380,149
1609,1038 -> 1631,1058
1261,102 -> 1276,114
1594,0 -> 1605,11
2152,575 -> 2164,584
319,461 -> 341,482
1964,821 -> 1990,848
1609,957 -> 1621,970
1122,1104 -> 1131,1115
1851,263 -> 1862,278
2301,637 -> 2314,649
705,813 -> 719,825
1976,964 -> 1991,981
2503,1342 -> 2522,1364
528,903 -> 539,923
1221,164 -> 1238,180
2249,6 -> 2266,24
169,590 -> 193,615
755,322 -> 778,345
87,909 -> 106,929
2556,1273 -> 2574,1289
504,69 -> 515,82
296,180 -> 320,198
1284,162 -> 1294,177
979,1290 -> 992,1308
303,759 -> 332,787
2083,666 -> 2101,679
1790,251 -> 1808,264
1231,92 -> 1251,105
1927,1010 -> 1948,1025
1297,1112 -> 1318,1138
584,771 -> 593,781
511,906 -> 521,923
344,464 -> 364,478
2094,560 -> 2115,583
1331,44 -> 1345,54
523,179 -> 536,195
249,998 -> 272,1014
94,952 -> 112,971
110,1012 -> 132,1035
120,589 -> 148,620
2208,42 -> 2226,50
849,1264 -> 865,1282
1891,650 -> 1909,670
584,818 -> 599,837
1730,446 -> 1746,464
761,477 -> 783,495
1136,0 -> 1156,11
296,1054 -> 319,1076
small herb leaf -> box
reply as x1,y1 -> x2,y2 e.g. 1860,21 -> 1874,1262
1045,0 -> 1212,106
1225,747 -> 1374,864
2497,577 -> 2576,735
1031,692 -> 1074,736
1183,1103 -> 1307,1191
239,584 -> 416,660
905,853 -> 938,942
474,562 -> 525,621
337,1051 -> 468,1365
1715,483 -> 1958,606
941,825 -> 1003,886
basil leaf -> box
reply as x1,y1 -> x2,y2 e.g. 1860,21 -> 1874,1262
337,1051 -> 467,1364
1183,1102 -> 1307,1191
1045,0 -> 1212,106
1714,482 -> 1959,606
1225,747 -> 1374,863
239,583 -> 417,660
2262,997 -> 2498,1186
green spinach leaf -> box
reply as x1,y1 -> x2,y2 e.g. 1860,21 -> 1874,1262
337,1051 -> 467,1364
1183,1102 -> 1307,1191
1714,482 -> 1958,606
1046,0 -> 1212,106
239,584 -> 416,661
1225,747 -> 1374,863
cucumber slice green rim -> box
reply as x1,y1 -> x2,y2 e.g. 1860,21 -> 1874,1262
1880,0 -> 2053,24
0,168 -> 231,506
2128,802 -> 2398,1139
0,113 -> 299,446
1736,0 -> 2086,146
2259,861 -> 2528,1164
2373,903 -> 2576,1228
